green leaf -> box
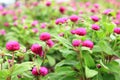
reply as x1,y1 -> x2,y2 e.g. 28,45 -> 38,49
52,34 -> 72,49
85,66 -> 98,78
83,53 -> 95,68
47,55 -> 56,66
12,62 -> 33,76
98,41 -> 115,55
0,69 -> 10,79
55,60 -> 78,69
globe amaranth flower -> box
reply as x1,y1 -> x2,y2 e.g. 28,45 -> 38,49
40,32 -> 51,41
46,39 -> 54,48
32,67 -> 39,76
114,27 -> 120,34
55,17 -> 68,25
39,67 -> 48,76
31,44 -> 44,57
46,1 -> 51,7
82,40 -> 94,49
72,40 -> 82,47
70,15 -> 79,22
6,41 -> 20,51
91,15 -> 99,22
91,24 -> 100,31
31,20 -> 38,27
75,27 -> 87,36
59,6 -> 66,14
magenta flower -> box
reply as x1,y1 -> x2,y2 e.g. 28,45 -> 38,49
39,67 -> 48,76
24,26 -> 28,29
31,20 -> 38,27
59,6 -> 66,14
40,32 -> 51,41
94,3 -> 99,9
31,44 -> 44,57
72,40 -> 81,47
82,40 -> 94,49
32,67 -> 39,76
46,1 -> 51,7
59,32 -> 64,37
114,27 -> 120,34
32,28 -> 39,33
70,15 -> 79,22
71,30 -> 76,34
2,11 -> 8,16
46,39 -> 54,48
91,24 -> 100,31
91,16 -> 99,22
85,2 -> 91,7
6,41 -> 20,51
0,29 -> 6,35
13,16 -> 18,21
55,17 -> 68,25
75,28 -> 87,36
41,23 -> 47,28
13,22 -> 18,27
103,9 -> 112,15
4,22 -> 10,27
0,5 -> 4,11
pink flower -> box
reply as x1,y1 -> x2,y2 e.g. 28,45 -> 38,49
32,2 -> 39,6
2,11 -> 8,16
114,27 -> 120,34
4,22 -> 10,27
94,3 -> 99,9
55,17 -> 67,25
32,28 -> 39,33
59,6 -> 66,14
39,67 -> 48,76
82,40 -> 94,49
71,30 -> 76,34
70,15 -> 79,22
15,1 -> 21,7
13,16 -> 18,21
46,39 -> 54,48
72,40 -> 81,47
40,23 -> 47,28
31,20 -> 38,27
103,9 -> 112,15
75,28 -> 87,36
0,5 -> 4,11
6,41 -> 20,51
59,32 -> 64,37
40,32 -> 51,41
91,24 -> 100,31
46,1 -> 51,7
0,29 -> 6,35
31,44 -> 44,57
113,20 -> 120,25
13,22 -> 18,27
32,67 -> 39,76
90,8 -> 96,13
91,16 -> 99,22
24,26 -> 28,29
85,2 -> 91,7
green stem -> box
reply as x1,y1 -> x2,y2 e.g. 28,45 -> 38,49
79,50 -> 85,80
11,52 -> 14,67
1,56 -> 3,70
42,45 -> 48,65
113,39 -> 117,50
92,31 -> 95,42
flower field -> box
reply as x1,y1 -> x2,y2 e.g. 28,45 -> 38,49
0,0 -> 120,80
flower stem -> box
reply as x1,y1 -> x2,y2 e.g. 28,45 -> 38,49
11,52 -> 15,67
79,50 -> 85,80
